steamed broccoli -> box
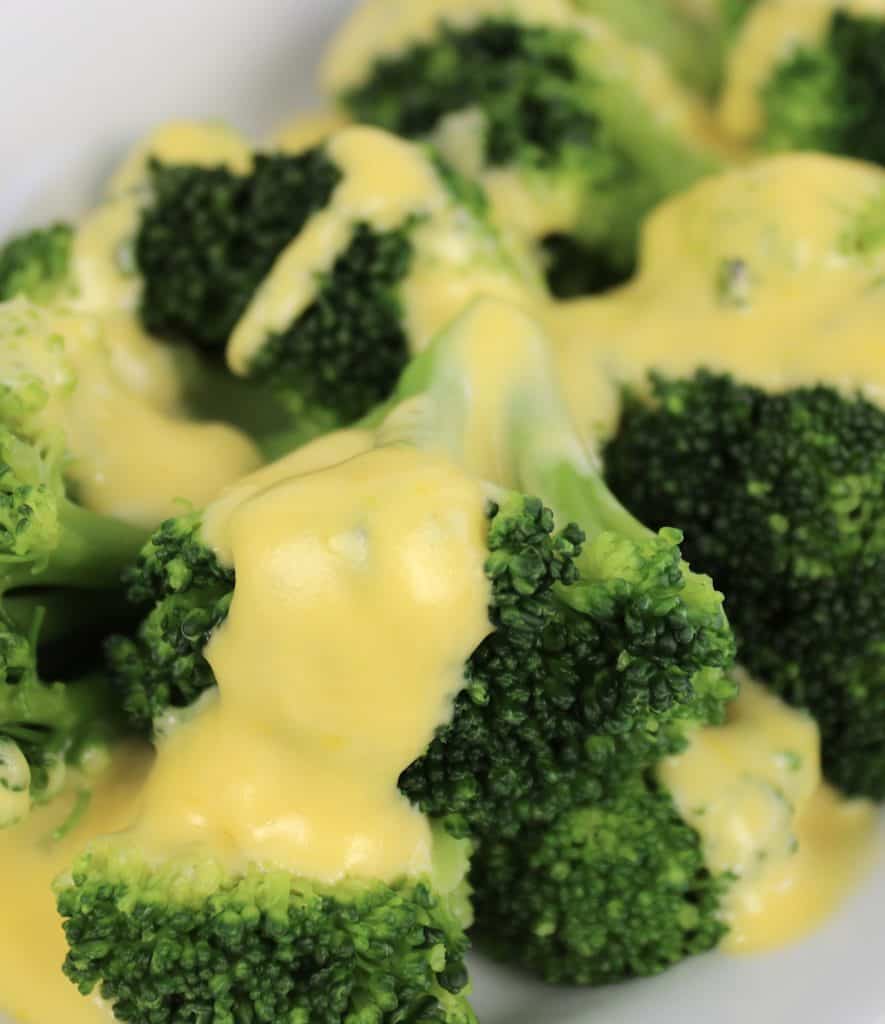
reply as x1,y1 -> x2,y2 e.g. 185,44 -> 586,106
606,371 -> 885,799
0,300 -> 150,823
760,10 -> 885,163
719,3 -> 885,162
58,832 -> 476,1024
0,621 -> 122,828
135,127 -> 536,443
472,768 -> 729,984
328,1 -> 723,294
573,0 -> 723,96
0,224 -> 74,304
109,299 -> 735,839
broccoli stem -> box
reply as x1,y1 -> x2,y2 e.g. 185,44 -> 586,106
0,500 -> 148,593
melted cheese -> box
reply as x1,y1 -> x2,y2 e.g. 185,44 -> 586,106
0,301 -> 261,526
0,742 -> 154,1024
227,125 -> 537,374
127,445 -> 491,882
551,153 -> 885,443
659,676 -> 876,952
719,0 -> 885,143
270,109 -> 351,153
107,120 -> 252,195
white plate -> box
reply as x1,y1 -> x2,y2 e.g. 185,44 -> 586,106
1,3 -> 883,1022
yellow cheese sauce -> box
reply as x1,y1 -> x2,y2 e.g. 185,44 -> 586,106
227,124 -> 538,374
719,0 -> 885,144
550,153 -> 885,444
659,676 -> 877,952
270,109 -> 351,154
123,444 -> 491,882
0,300 -> 260,526
0,742 -> 154,1024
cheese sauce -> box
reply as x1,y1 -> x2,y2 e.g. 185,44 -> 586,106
125,444 -> 491,882
227,124 -> 538,374
659,677 -> 877,952
271,109 -> 351,154
0,301 -> 261,526
551,153 -> 885,443
33,121 -> 267,523
719,0 -> 885,145
0,743 -> 154,1024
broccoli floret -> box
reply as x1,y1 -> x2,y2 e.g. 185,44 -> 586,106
605,370 -> 885,798
471,769 -> 729,984
0,224 -> 74,303
137,150 -> 341,349
333,8 -> 722,293
758,11 -> 885,164
110,300 -> 735,838
58,834 -> 476,1024
136,129 -> 533,440
0,616 -> 123,827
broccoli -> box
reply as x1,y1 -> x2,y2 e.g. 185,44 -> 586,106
759,10 -> 885,164
572,0 -> 723,96
605,370 -> 885,799
58,831 -> 477,1024
109,298 -> 735,839
328,2 -> 723,295
136,149 -> 341,351
0,300 -> 150,823
135,126 -> 537,444
719,3 -> 885,162
0,224 -> 74,304
0,619 -> 122,828
471,769 -> 729,984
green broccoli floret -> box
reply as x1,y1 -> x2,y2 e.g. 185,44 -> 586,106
0,224 -> 74,303
759,11 -> 885,164
109,299 -> 735,838
57,831 -> 477,1024
0,615 -> 123,828
137,150 -> 341,350
471,769 -> 729,984
333,9 -> 722,293
605,370 -> 885,798
135,129 -> 533,445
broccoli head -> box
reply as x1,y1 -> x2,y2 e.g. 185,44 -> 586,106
760,10 -> 885,164
605,370 -> 885,798
135,126 -> 537,443
58,832 -> 476,1024
471,769 -> 729,984
109,299 -> 735,839
328,0 -> 723,293
0,224 -> 74,304
719,3 -> 885,163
